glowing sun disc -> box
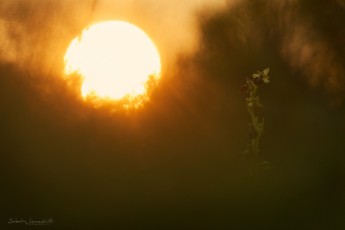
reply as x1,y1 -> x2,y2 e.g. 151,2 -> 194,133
64,21 -> 161,105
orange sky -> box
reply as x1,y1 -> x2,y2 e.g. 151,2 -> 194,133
0,0 -> 228,73
83,0 -> 229,68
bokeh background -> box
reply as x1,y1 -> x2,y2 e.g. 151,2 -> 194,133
1,0 -> 345,229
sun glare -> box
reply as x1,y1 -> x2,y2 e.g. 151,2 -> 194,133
64,21 -> 161,107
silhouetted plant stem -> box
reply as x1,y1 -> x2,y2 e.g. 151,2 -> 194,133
241,68 -> 270,176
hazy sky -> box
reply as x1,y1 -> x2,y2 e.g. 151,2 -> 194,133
1,0 -> 344,99
0,0 -> 228,73
94,0 -> 228,64
1,1 -> 345,228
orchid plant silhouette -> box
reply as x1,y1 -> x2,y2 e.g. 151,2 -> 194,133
241,68 -> 271,175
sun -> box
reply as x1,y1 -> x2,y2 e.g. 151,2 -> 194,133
64,21 -> 161,108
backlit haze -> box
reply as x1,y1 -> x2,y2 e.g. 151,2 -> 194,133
1,0 -> 344,229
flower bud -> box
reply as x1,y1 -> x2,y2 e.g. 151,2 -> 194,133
247,76 -> 255,82
253,104 -> 263,116
254,77 -> 264,86
249,124 -> 258,139
241,84 -> 249,94
258,114 -> 264,124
